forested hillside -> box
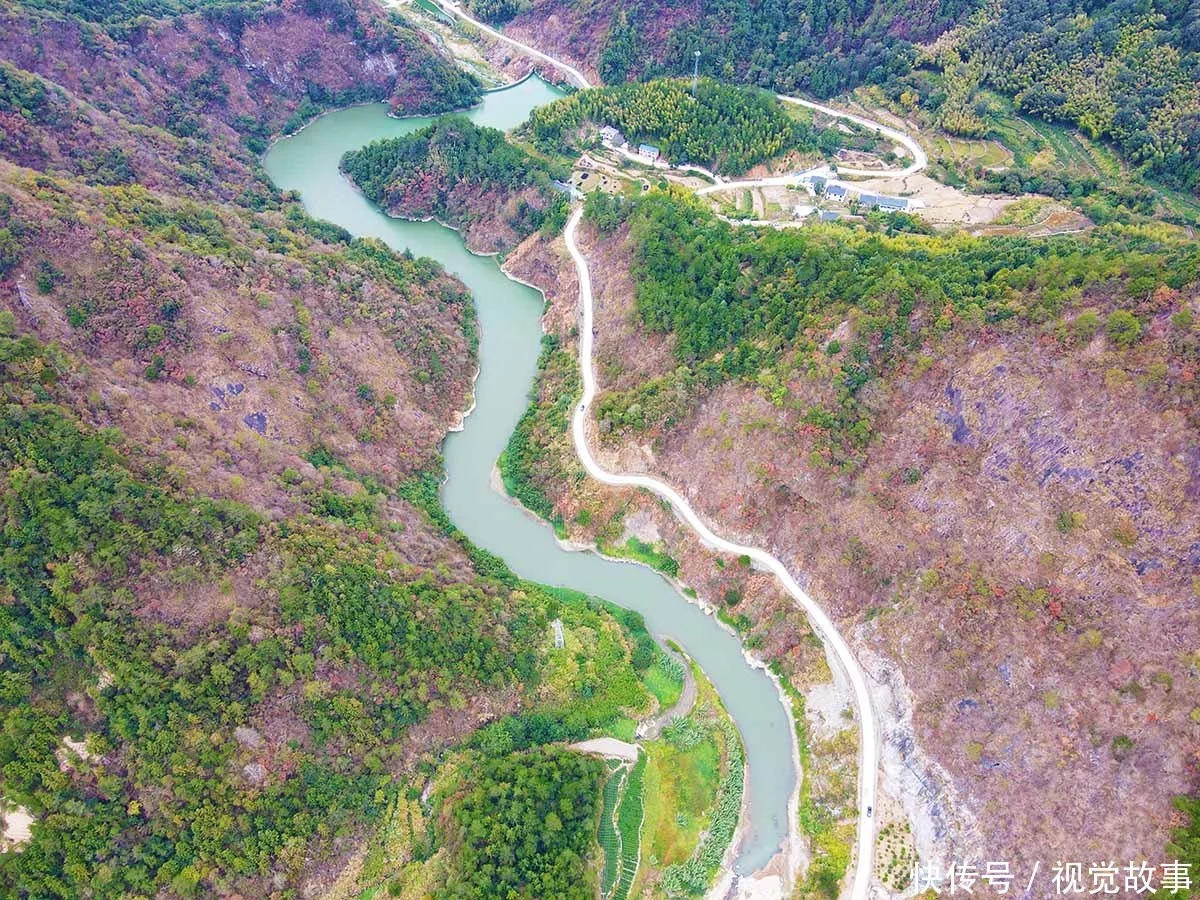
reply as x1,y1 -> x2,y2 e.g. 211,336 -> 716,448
590,190 -> 1200,465
929,0 -> 1200,192
496,0 -> 1200,193
503,185 -> 1200,875
0,322 -> 648,894
0,352 -> 535,895
438,748 -> 602,897
0,0 -> 651,895
524,77 -> 871,174
342,117 -> 569,252
479,0 -> 959,93
0,0 -> 481,194
0,0 -> 489,508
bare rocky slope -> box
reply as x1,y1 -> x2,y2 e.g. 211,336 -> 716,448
505,214 -> 1200,877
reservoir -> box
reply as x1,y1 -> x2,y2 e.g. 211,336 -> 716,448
263,76 -> 795,875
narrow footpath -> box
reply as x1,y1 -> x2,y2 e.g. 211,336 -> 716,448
638,648 -> 698,741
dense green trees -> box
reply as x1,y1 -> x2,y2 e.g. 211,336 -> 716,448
384,29 -> 485,116
342,117 -> 568,240
600,192 -> 1200,464
498,334 -> 578,528
937,0 -> 1200,193
583,190 -> 633,234
0,62 -> 55,123
584,0 -> 1199,193
344,117 -> 565,202
591,0 -> 944,99
0,194 -> 23,274
466,0 -> 528,23
626,194 -> 1197,362
439,747 -> 602,898
1104,309 -> 1143,348
525,78 -> 853,174
0,324 -> 551,895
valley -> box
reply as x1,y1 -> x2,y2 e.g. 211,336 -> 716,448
379,2 -> 1200,894
1,0 -> 1199,897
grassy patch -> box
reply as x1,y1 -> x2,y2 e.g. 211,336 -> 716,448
347,763 -> 461,900
929,133 -> 1011,169
1024,117 -> 1099,174
612,535 -> 681,578
643,728 -> 721,867
635,664 -> 746,896
659,717 -> 744,894
544,586 -> 659,673
642,653 -> 685,709
992,197 -> 1055,226
609,716 -> 638,742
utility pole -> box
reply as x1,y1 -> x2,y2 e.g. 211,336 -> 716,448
692,50 -> 701,95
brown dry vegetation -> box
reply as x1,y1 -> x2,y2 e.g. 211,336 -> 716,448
0,6 -> 533,892
510,217 -> 1200,871
2,162 -> 475,514
0,0 -> 484,513
386,178 -> 556,253
0,0 -> 475,193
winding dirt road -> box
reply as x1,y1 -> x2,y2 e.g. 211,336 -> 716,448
697,98 -> 928,196
566,209 -> 881,900
432,0 -> 592,88
421,6 -> 943,894
777,95 -> 927,177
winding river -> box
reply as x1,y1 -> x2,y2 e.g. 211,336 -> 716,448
263,77 -> 795,875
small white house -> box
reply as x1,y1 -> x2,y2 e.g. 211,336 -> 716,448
599,125 -> 626,147
826,183 -> 849,202
638,143 -> 661,162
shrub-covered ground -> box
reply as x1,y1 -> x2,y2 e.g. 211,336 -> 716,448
500,190 -> 1200,874
343,117 -> 569,253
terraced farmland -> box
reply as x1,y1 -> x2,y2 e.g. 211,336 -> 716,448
598,763 -> 627,897
613,753 -> 647,900
597,753 -> 646,900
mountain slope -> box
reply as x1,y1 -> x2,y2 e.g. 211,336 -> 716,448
500,191 -> 1200,873
0,0 -> 482,198
490,0 -> 1200,192
0,2 -> 640,896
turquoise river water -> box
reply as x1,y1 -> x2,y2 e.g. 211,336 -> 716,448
263,76 -> 794,875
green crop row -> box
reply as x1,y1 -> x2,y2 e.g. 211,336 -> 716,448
598,767 -> 627,897
613,752 -> 647,900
